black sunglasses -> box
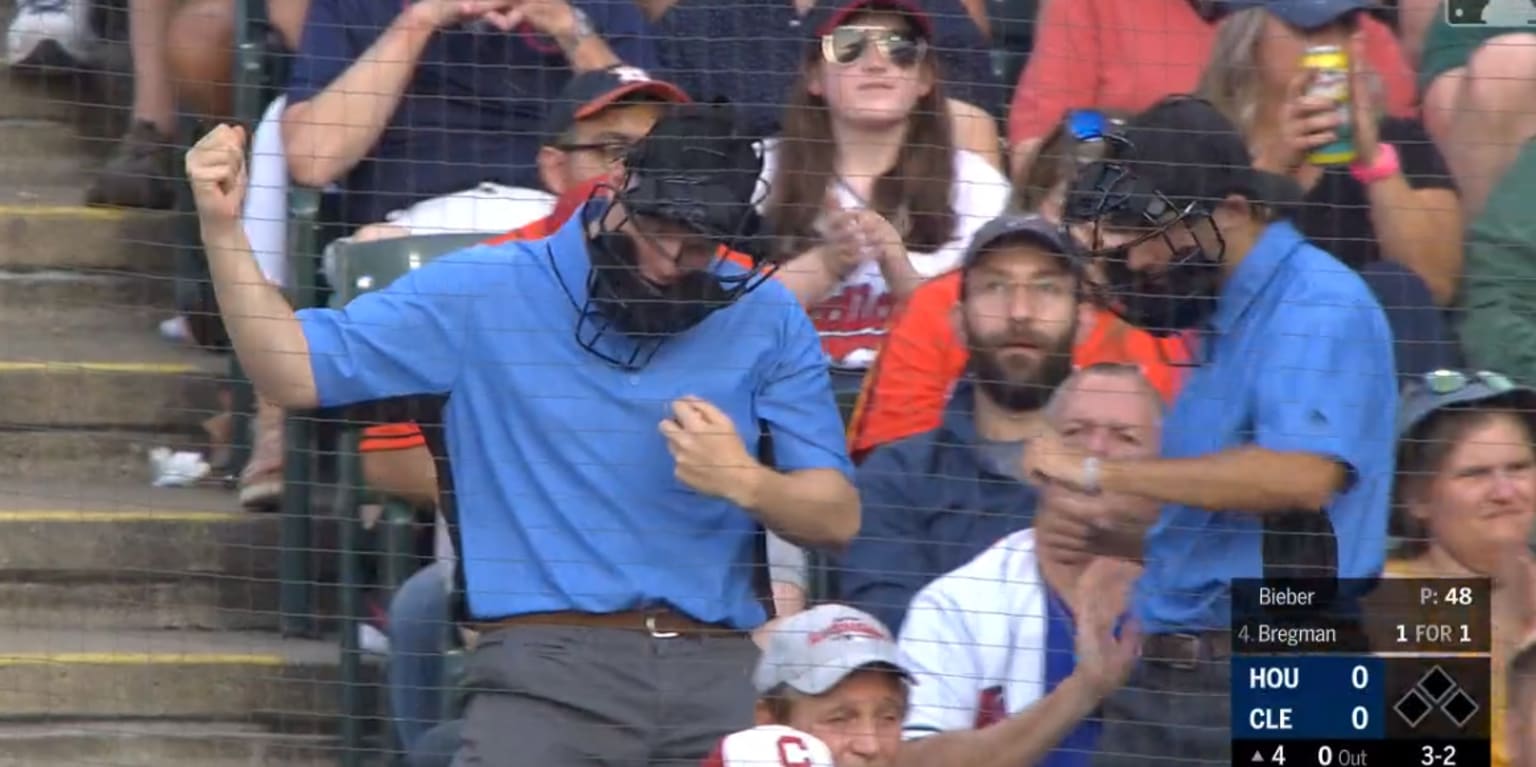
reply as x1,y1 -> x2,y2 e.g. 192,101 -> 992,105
820,25 -> 927,68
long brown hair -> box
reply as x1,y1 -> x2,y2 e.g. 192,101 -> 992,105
1195,7 -> 1384,141
764,22 -> 956,258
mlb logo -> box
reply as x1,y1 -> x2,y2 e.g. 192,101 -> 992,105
1444,0 -> 1536,26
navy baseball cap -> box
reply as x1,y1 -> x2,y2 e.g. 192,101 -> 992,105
1217,0 -> 1379,30
541,66 -> 690,145
1397,369 -> 1536,438
962,212 -> 1077,272
805,0 -> 935,41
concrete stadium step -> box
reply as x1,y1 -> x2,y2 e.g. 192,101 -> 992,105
0,202 -> 182,275
0,482 -> 278,578
0,481 -> 346,627
0,428 -> 215,481
0,627 -> 365,720
0,309 -> 226,431
0,577 -> 284,632
0,428 -> 216,481
0,269 -> 180,312
0,71 -> 89,122
0,721 -> 342,767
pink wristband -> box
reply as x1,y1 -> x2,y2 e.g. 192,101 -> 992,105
1350,143 -> 1401,185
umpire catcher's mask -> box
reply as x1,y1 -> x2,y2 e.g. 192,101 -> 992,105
574,103 -> 776,369
1063,159 -> 1226,338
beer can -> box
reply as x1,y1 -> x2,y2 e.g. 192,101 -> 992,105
1302,44 -> 1355,166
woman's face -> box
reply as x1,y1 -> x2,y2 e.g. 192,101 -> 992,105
810,12 -> 933,129
1409,413 -> 1536,574
1254,14 -> 1353,94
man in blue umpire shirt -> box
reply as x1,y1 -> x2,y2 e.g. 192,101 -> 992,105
185,103 -> 859,767
1019,96 -> 1397,765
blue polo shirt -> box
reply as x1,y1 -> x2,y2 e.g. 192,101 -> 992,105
296,204 -> 853,628
836,382 -> 1039,633
1135,221 -> 1397,635
286,0 -> 658,227
654,0 -> 1003,139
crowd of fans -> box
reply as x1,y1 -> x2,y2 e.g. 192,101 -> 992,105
15,0 -> 1536,763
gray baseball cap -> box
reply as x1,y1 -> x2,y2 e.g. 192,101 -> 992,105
962,212 -> 1078,272
752,604 -> 915,695
1398,370 -> 1536,438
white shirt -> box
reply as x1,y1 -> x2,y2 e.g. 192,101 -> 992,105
898,529 -> 1054,739
385,182 -> 557,235
755,139 -> 1012,370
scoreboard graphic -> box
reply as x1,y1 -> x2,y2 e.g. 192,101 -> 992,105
1230,578 -> 1492,767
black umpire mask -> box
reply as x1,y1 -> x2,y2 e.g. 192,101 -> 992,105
1066,160 -> 1225,337
586,208 -> 745,339
567,101 -> 776,367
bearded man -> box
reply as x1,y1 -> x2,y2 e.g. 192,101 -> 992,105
836,213 -> 1087,633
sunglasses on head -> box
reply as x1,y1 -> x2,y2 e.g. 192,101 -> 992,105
1414,369 -> 1519,397
820,25 -> 927,68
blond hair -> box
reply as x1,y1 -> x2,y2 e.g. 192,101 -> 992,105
1195,7 -> 1385,140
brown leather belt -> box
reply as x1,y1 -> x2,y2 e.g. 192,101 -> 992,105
1142,632 -> 1232,670
475,609 -> 741,638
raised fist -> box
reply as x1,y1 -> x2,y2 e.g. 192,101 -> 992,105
186,123 -> 249,233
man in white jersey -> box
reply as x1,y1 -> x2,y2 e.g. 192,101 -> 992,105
897,363 -> 1160,766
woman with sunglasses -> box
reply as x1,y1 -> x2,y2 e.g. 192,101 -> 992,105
1386,369 -> 1536,767
760,0 -> 1011,393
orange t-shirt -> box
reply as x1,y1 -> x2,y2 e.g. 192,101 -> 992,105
1007,0 -> 1418,145
846,269 -> 1190,462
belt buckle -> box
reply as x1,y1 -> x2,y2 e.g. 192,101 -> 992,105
1162,633 -> 1203,671
645,613 -> 680,639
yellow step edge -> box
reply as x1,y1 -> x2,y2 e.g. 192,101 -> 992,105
0,653 -> 286,666
0,510 -> 239,523
0,205 -> 129,221
0,362 -> 202,374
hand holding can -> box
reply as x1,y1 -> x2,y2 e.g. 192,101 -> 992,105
1301,44 -> 1356,166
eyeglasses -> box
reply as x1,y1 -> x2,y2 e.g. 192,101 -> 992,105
1414,369 -> 1518,397
551,140 -> 635,164
821,25 -> 927,68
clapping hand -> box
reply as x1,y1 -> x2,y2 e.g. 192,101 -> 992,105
1071,557 -> 1143,698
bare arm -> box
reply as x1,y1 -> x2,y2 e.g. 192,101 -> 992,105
894,676 -> 1102,767
281,6 -> 440,187
736,466 -> 861,550
203,224 -> 321,409
1365,181 -> 1462,304
1100,446 -> 1347,513
362,446 -> 440,508
557,25 -> 620,72
776,246 -> 848,307
948,98 -> 1004,171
